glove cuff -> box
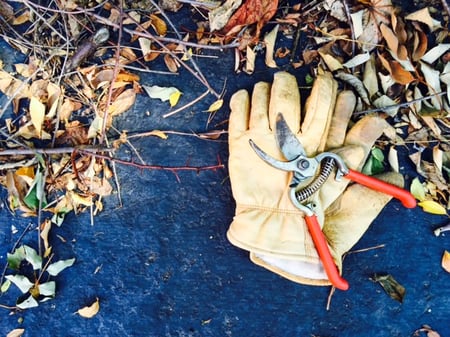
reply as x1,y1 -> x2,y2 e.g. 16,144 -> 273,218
250,252 -> 331,286
227,204 -> 320,263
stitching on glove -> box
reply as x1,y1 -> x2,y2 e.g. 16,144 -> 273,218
236,203 -> 304,215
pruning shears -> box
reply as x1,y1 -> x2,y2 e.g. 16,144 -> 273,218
249,113 -> 416,291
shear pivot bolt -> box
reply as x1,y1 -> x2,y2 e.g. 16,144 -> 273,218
298,160 -> 309,169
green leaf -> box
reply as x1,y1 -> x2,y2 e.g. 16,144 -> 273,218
46,258 -> 75,276
23,168 -> 47,210
372,274 -> 406,303
24,245 -> 42,270
410,178 -> 426,201
16,294 -> 39,309
362,155 -> 373,175
1,279 -> 11,293
5,275 -> 34,293
7,246 -> 26,270
362,148 -> 385,175
371,147 -> 385,161
38,281 -> 55,297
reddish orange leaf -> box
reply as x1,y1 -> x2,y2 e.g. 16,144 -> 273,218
389,60 -> 415,85
223,0 -> 278,36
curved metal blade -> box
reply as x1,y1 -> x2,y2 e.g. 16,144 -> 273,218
249,139 -> 298,172
275,113 -> 305,160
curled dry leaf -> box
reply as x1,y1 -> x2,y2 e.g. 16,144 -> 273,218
334,71 -> 370,105
441,250 -> 450,273
77,297 -> 100,318
6,329 -> 25,337
372,274 -> 406,303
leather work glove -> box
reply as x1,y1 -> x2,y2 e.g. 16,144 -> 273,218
227,71 -> 403,286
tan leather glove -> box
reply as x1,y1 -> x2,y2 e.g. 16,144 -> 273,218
227,71 -> 401,286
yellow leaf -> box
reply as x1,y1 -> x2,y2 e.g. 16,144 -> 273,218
16,166 -> 35,179
30,96 -> 46,136
418,200 -> 447,215
442,251 -> 450,273
77,298 -> 100,318
150,14 -> 167,36
169,90 -> 182,107
204,99 -> 223,113
181,48 -> 193,61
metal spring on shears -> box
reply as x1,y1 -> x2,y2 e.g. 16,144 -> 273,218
295,157 -> 336,202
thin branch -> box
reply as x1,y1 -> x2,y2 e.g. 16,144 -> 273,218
99,2 -> 124,145
79,150 -> 225,182
149,0 -> 210,93
163,89 -> 210,118
0,146 -> 113,157
442,0 -> 450,17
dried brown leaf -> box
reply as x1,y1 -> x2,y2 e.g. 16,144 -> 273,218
6,329 -> 25,337
389,60 -> 415,85
30,96 -> 46,137
441,250 -> 450,273
264,25 -> 278,68
356,0 -> 393,51
334,71 -> 370,105
0,0 -> 14,21
413,325 -> 441,337
164,54 -> 179,73
405,8 -> 441,31
372,274 -> 405,303
106,88 -> 136,116
12,11 -> 31,25
412,27 -> 428,61
40,219 -> 52,256
150,14 -> 167,36
380,23 -> 399,57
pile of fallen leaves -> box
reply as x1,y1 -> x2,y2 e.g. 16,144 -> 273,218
0,0 -> 448,321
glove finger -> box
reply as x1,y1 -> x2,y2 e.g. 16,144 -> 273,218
249,81 -> 271,131
344,115 -> 394,167
299,71 -> 337,155
229,89 -> 250,138
325,90 -> 356,150
323,171 -> 405,272
268,72 -> 301,133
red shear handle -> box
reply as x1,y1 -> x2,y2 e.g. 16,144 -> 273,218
345,169 -> 417,208
304,214 -> 349,291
